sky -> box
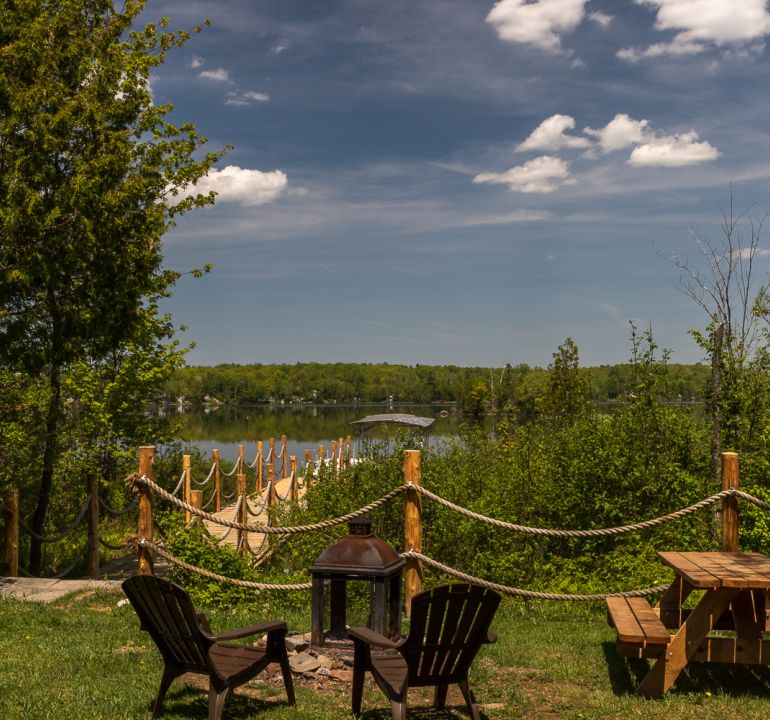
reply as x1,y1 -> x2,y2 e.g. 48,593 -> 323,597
146,0 -> 770,368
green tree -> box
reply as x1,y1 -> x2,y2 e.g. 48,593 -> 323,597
0,0 -> 223,572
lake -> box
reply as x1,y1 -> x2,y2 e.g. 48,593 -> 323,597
174,404 -> 460,467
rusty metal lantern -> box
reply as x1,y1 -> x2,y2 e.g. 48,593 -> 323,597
309,515 -> 404,646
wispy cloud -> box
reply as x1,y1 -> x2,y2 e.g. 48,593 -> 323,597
198,68 -> 231,83
473,156 -> 574,193
225,90 -> 270,107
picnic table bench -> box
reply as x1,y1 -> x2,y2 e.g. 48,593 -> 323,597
606,596 -> 671,658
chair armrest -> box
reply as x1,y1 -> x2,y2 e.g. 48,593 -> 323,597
208,619 -> 288,642
348,626 -> 398,649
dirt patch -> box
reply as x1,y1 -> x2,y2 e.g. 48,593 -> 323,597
113,641 -> 148,654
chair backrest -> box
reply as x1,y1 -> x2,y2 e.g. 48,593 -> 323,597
122,575 -> 211,673
403,583 -> 501,685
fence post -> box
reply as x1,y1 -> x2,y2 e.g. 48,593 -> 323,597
257,441 -> 263,493
290,456 -> 298,502
268,463 -> 276,510
338,437 -> 344,471
213,448 -> 221,513
87,473 -> 100,578
191,490 -> 202,525
346,435 -> 352,467
304,449 -> 313,484
238,444 -> 244,475
721,451 -> 740,552
269,437 -> 276,470
281,434 -> 288,479
236,472 -> 246,555
331,440 -> 338,474
404,449 -> 423,618
183,454 -> 191,525
2,488 -> 19,577
138,446 -> 154,576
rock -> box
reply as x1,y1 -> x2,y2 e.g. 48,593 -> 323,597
317,667 -> 330,677
285,635 -> 309,653
289,652 -> 320,674
330,668 -> 353,683
316,654 -> 333,670
341,655 -> 354,667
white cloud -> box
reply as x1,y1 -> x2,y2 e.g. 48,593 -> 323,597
619,0 -> 770,61
189,55 -> 204,69
627,131 -> 720,167
272,39 -> 289,54
485,0 -> 587,51
584,114 -> 651,153
473,155 -> 573,193
587,11 -> 613,28
738,248 -> 770,259
225,90 -> 270,107
518,114 -> 592,152
179,166 -> 288,206
198,68 -> 231,83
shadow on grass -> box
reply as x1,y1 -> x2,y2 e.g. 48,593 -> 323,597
144,684 -> 291,719
602,640 -> 770,698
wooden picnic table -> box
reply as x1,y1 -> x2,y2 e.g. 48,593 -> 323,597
632,551 -> 770,697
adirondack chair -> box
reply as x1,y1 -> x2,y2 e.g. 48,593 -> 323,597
349,583 -> 501,720
122,575 -> 295,720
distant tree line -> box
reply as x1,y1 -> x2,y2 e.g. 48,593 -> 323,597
163,358 -> 711,409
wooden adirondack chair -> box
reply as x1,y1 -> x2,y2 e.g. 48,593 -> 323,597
122,575 -> 295,720
349,583 -> 501,720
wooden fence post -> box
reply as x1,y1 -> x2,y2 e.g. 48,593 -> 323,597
183,454 -> 191,525
269,437 -> 276,470
236,472 -> 246,555
191,490 -> 202,525
257,441 -> 263,493
138,446 -> 154,576
304,449 -> 313,484
213,449 -> 221,513
238,444 -> 244,475
290,456 -> 298,502
2,488 -> 19,577
281,435 -> 288,479
87,473 -> 100,578
318,445 -> 325,474
268,463 -> 276,510
722,451 -> 739,552
346,435 -> 352,467
338,437 -> 344,471
331,440 -> 338,474
404,450 -> 423,618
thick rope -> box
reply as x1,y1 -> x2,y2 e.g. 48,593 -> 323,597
19,495 -> 92,543
413,485 -> 738,537
220,462 -> 238,478
192,463 -> 217,486
130,474 -> 406,534
245,488 -> 271,517
131,538 -> 312,591
201,487 -> 218,511
169,471 -> 187,498
99,496 -> 139,517
402,551 -> 669,601
98,535 -> 130,550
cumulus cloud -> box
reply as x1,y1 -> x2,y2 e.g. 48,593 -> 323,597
587,11 -> 613,28
518,114 -> 592,152
627,131 -> 720,167
198,68 -> 231,83
619,0 -> 770,61
473,156 -> 573,193
189,55 -> 204,69
179,166 -> 288,206
225,90 -> 270,107
584,114 -> 651,153
485,0 -> 587,51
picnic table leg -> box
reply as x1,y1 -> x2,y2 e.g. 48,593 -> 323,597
637,588 -> 739,697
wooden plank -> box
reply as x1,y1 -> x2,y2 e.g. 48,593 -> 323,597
606,597 -> 645,644
656,576 -> 694,629
694,553 -> 751,588
626,598 -> 671,645
617,641 -> 666,659
689,636 -> 770,665
727,553 -> 770,588
658,552 -> 722,589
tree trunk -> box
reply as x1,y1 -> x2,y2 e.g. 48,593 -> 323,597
29,362 -> 61,575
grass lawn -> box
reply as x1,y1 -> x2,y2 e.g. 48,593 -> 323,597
1,589 -> 770,719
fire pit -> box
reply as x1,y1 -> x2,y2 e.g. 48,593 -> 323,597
309,515 -> 404,646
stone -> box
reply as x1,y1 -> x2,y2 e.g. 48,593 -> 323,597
285,635 -> 309,653
330,668 -> 353,683
289,652 -> 321,674
316,654 -> 333,670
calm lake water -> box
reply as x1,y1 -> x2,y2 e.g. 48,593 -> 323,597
175,404 -> 459,467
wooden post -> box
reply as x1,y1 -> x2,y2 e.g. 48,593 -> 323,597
87,473 -> 100,578
213,449 -> 221,513
346,435 -> 352,467
236,472 -> 246,555
256,440 -> 263,493
281,434 -> 288,479
190,490 -> 203,525
404,450 -> 423,617
304,449 -> 313,482
318,444 -> 325,474
268,463 -> 276,510
331,440 -> 338,474
290,456 -> 298,502
338,437 -> 344,471
722,451 -> 740,552
269,437 -> 276,469
238,444 -> 244,475
183,454 -> 191,525
2,488 -> 19,577
138,446 -> 154,576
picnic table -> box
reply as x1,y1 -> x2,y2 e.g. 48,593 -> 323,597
607,551 -> 770,697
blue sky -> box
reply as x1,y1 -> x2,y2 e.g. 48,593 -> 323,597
148,0 -> 770,368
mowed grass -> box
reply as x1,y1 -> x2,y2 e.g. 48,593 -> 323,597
2,590 -> 770,719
